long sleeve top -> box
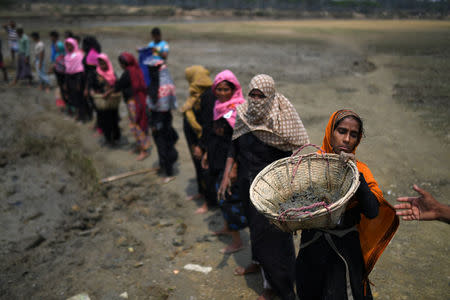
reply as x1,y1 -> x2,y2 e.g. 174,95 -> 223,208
18,34 -> 30,57
228,132 -> 291,184
114,70 -> 133,102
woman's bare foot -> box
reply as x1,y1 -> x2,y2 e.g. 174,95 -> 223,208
186,193 -> 202,201
195,203 -> 208,214
213,227 -> 232,236
220,242 -> 244,254
136,151 -> 149,161
234,263 -> 260,276
161,176 -> 175,184
257,289 -> 276,300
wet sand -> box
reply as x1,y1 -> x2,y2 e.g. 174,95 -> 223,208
0,19 -> 449,299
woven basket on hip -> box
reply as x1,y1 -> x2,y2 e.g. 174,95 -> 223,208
250,144 -> 360,232
93,92 -> 122,110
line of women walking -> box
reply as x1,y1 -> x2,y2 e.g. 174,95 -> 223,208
181,66 -> 399,299
49,33 -> 178,182
29,28 -> 399,299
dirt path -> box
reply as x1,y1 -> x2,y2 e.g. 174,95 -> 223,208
1,22 -> 449,299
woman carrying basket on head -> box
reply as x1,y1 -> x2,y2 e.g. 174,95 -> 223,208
218,74 -> 309,300
295,109 -> 399,300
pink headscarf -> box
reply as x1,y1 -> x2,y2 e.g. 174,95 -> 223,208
96,53 -> 116,86
64,38 -> 84,74
85,48 -> 100,66
212,70 -> 245,128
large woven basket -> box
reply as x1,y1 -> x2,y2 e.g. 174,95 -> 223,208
250,144 -> 360,232
93,92 -> 122,111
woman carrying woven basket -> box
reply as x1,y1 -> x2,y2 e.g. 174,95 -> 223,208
295,110 -> 399,300
89,53 -> 121,146
105,52 -> 151,161
219,74 -> 309,300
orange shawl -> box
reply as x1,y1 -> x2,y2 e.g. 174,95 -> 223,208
322,110 -> 399,275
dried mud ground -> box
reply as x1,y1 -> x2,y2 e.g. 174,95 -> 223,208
0,20 -> 449,299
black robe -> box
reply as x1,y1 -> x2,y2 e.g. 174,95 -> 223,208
228,132 -> 296,300
183,88 -> 214,199
296,174 -> 379,300
89,72 -> 121,144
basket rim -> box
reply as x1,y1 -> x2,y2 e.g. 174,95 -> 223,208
250,153 -> 360,221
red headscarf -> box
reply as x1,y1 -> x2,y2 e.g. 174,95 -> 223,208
119,52 -> 148,132
119,52 -> 147,95
322,109 -> 399,275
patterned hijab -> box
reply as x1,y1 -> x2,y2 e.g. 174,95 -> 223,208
232,74 -> 309,151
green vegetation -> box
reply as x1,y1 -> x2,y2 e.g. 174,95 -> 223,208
17,127 -> 98,188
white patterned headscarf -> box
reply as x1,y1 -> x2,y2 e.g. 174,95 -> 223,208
232,74 -> 310,152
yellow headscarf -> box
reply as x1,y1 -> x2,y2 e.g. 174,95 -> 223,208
182,65 -> 213,137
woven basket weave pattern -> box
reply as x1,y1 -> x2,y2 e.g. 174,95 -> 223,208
250,153 -> 360,232
93,93 -> 122,110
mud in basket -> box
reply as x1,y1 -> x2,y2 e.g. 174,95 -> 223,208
93,92 -> 122,111
249,144 -> 360,232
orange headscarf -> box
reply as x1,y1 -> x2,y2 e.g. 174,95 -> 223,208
322,109 -> 399,275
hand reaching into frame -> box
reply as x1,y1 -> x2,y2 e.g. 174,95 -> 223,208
395,185 -> 450,223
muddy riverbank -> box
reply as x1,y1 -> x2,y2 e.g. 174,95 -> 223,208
0,19 -> 449,299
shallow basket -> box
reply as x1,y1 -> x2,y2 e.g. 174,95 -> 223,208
93,92 -> 122,111
249,145 -> 360,232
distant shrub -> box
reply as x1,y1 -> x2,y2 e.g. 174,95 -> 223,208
151,6 -> 176,17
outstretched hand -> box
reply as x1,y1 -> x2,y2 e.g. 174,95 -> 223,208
395,185 -> 443,221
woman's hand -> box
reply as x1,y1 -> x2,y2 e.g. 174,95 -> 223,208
339,152 -> 356,163
193,145 -> 203,160
218,175 -> 232,201
103,89 -> 112,99
229,163 -> 238,184
395,185 -> 450,222
201,152 -> 209,170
